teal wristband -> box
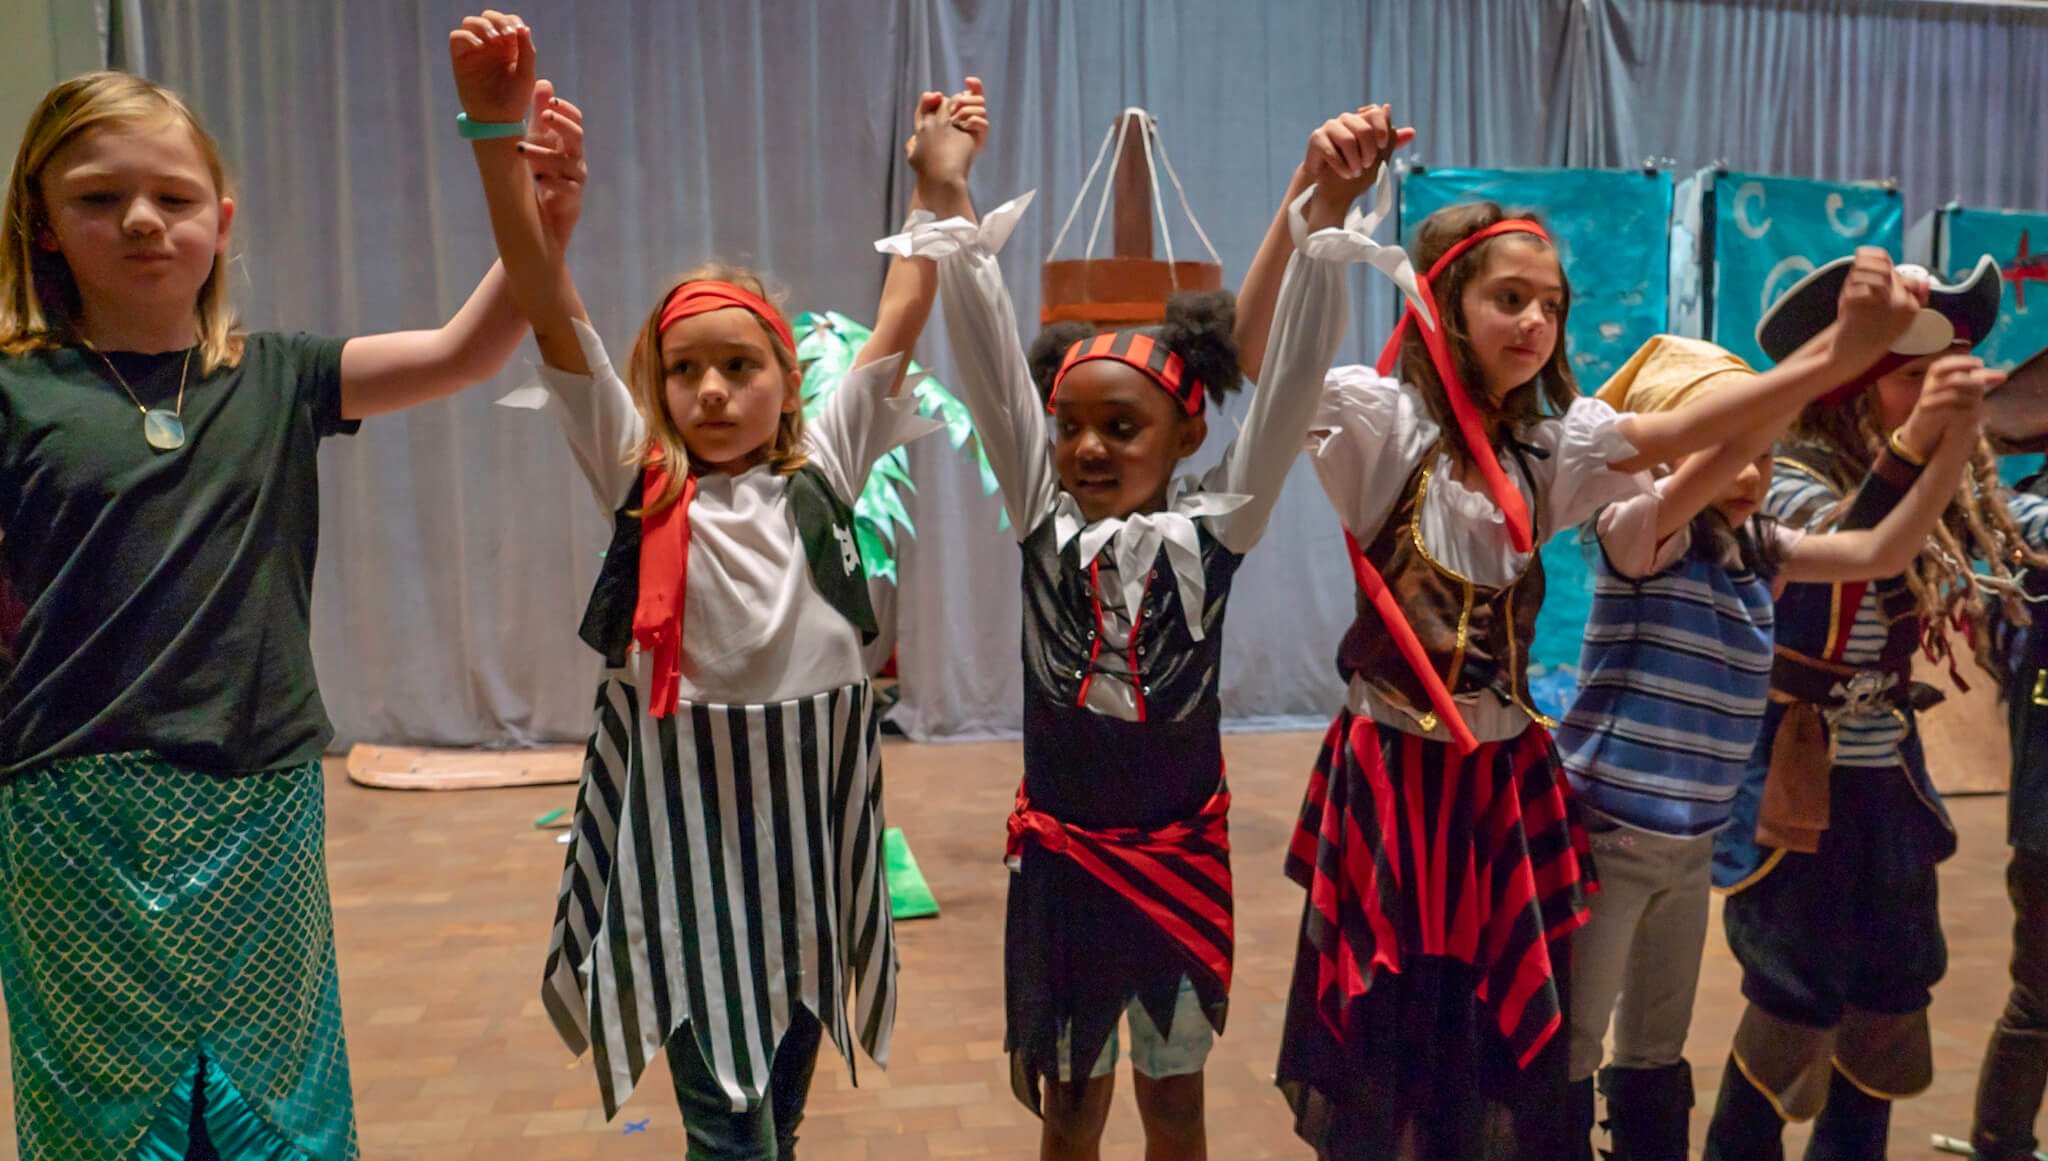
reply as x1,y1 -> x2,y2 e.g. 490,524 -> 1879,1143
456,113 -> 527,140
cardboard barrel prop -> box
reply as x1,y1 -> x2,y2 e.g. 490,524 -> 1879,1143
1040,108 -> 1223,326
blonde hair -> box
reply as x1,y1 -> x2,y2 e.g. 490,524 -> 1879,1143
1,71 -> 243,371
625,263 -> 807,515
1792,389 -> 2048,677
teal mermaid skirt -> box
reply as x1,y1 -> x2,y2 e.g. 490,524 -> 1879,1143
0,753 -> 356,1160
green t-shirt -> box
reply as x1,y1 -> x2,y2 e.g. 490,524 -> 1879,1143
0,333 -> 357,776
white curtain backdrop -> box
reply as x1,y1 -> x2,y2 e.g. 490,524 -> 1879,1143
130,0 -> 2048,746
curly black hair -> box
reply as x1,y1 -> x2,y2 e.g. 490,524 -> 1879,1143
1025,289 -> 1245,409
1026,320 -> 1096,403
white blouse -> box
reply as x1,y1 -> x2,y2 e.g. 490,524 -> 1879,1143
1300,175 -> 1654,740
537,319 -> 941,707
1312,370 -> 1651,741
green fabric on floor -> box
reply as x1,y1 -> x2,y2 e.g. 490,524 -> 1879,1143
883,828 -> 939,920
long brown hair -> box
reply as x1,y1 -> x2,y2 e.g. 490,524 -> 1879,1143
1790,389 -> 2048,677
624,264 -> 807,515
0,71 -> 243,371
1400,201 -> 1578,467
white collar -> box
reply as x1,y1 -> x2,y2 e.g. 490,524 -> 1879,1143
1051,481 -> 1250,641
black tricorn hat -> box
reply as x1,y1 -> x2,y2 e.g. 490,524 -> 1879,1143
1756,253 -> 2003,365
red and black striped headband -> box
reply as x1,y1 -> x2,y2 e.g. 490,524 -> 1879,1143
1049,330 -> 1204,416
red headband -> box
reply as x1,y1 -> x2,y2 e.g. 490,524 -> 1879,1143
1375,219 -> 1553,554
657,280 -> 795,354
1049,330 -> 1205,416
632,279 -> 791,721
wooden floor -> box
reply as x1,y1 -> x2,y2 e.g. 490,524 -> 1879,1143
0,730 -> 2036,1159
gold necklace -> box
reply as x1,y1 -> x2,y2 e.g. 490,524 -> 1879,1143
90,345 -> 192,451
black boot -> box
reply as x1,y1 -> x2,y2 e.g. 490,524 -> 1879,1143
1704,1056 -> 1785,1161
1570,1076 -> 1597,1161
1600,1061 -> 1694,1161
1973,1016 -> 2048,1161
1804,1067 -> 1890,1160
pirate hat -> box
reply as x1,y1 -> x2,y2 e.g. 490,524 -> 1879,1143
1595,334 -> 1759,415
1756,253 -> 2002,365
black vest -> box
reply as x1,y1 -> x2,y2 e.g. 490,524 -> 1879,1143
1016,514 -> 1243,830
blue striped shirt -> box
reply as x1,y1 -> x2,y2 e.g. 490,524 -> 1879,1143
1558,528 -> 1776,836
1766,470 -> 1908,767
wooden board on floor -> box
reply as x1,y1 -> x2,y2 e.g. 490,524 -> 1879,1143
344,743 -> 582,790
1919,661 -> 2011,795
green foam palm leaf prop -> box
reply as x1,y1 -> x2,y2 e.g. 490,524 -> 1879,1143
794,311 -> 1004,582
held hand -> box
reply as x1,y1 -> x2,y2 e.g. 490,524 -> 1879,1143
908,76 -> 986,186
448,11 -> 535,125
1895,353 -> 2004,460
951,76 -> 988,154
1833,246 -> 1926,366
1304,104 -> 1414,224
518,80 -> 586,248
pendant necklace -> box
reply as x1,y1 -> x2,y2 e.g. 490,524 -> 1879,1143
90,344 -> 192,451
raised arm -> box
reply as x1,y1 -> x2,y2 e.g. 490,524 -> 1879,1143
1208,109 -> 1414,553
1640,299 -> 1919,542
1235,105 -> 1412,379
445,12 -> 589,373
336,12 -> 576,416
335,262 -> 526,419
442,13 -> 632,509
797,87 -> 982,503
852,80 -> 987,396
886,81 -> 1058,536
1781,354 -> 1999,582
1612,248 -> 1925,473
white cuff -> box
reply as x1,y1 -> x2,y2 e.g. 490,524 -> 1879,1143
874,191 -> 1036,260
1288,178 -> 1432,325
1562,396 -> 1645,468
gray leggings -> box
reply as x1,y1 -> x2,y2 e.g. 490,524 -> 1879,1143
1567,808 -> 1715,1081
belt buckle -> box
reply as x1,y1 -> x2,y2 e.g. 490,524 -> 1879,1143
1826,669 -> 1894,722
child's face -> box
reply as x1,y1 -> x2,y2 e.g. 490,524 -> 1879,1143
36,119 -> 231,333
1869,345 -> 1964,433
1458,238 -> 1564,402
1050,359 -> 1206,524
658,308 -> 799,474
1709,450 -> 1773,527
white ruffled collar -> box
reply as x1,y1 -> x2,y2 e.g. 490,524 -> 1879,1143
1051,481 -> 1248,641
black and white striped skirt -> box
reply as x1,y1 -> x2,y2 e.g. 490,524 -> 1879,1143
541,674 -> 898,1116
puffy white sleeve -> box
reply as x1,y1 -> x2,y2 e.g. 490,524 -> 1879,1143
534,318 -> 645,511
1306,365 -> 1439,541
1524,395 -> 1655,536
801,353 -> 945,505
876,193 -> 1057,538
1204,185 -> 1379,554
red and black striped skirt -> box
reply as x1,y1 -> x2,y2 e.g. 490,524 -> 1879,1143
1276,710 -> 1594,1160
